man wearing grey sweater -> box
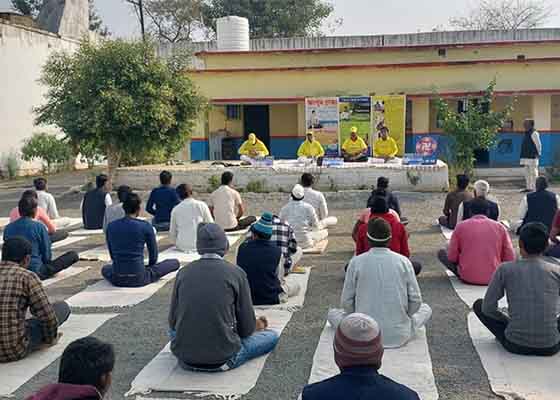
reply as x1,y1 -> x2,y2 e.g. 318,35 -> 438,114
169,223 -> 279,371
474,222 -> 560,356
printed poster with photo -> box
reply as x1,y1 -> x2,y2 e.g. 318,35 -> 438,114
339,96 -> 372,155
305,97 -> 340,156
372,95 -> 406,156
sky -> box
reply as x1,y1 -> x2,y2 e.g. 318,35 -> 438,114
1,0 -> 560,39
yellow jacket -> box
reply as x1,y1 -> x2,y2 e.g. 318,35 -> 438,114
297,140 -> 325,158
238,138 -> 269,157
374,137 -> 399,158
342,137 -> 368,155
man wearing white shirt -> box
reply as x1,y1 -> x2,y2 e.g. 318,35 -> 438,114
170,183 -> 214,252
513,176 -> 559,234
520,119 -> 542,192
300,173 -> 337,227
34,177 -> 72,229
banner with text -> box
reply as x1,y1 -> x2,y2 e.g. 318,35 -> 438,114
339,96 -> 372,155
305,97 -> 340,156
372,95 -> 406,156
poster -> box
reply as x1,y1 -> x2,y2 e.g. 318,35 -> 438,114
338,96 -> 372,155
371,95 -> 406,156
305,97 -> 339,156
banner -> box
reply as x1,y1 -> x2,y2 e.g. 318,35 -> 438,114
371,95 -> 406,156
338,96 -> 372,155
305,97 -> 339,156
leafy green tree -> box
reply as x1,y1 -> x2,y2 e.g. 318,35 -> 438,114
35,39 -> 205,178
435,80 -> 513,176
21,133 -> 73,173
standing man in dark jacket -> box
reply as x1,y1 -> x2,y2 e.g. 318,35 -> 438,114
514,176 -> 559,234
520,118 -> 542,192
146,170 -> 180,232
82,174 -> 112,230
169,223 -> 279,372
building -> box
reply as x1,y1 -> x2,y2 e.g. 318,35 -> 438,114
179,29 -> 560,167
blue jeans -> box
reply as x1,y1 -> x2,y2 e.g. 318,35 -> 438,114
27,301 -> 71,352
179,329 -> 280,372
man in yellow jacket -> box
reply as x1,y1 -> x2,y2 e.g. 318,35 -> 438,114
373,126 -> 399,160
238,133 -> 269,164
342,127 -> 369,163
297,131 -> 325,159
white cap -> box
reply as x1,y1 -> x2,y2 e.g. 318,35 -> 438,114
292,184 -> 305,200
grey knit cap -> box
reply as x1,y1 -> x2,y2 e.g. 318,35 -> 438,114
196,223 -> 229,257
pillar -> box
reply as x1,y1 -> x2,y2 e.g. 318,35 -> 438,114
412,98 -> 430,134
532,94 -> 552,131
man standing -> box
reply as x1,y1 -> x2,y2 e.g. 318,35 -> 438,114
520,119 -> 542,192
208,172 -> 256,232
146,170 -> 180,232
341,127 -> 369,162
297,131 -> 325,160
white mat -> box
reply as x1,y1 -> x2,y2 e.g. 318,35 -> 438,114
158,248 -> 201,264
254,267 -> 311,311
69,228 -> 104,236
42,266 -> 91,287
440,225 -> 453,241
56,217 -> 83,230
308,323 -> 438,400
52,236 -> 86,249
445,270 -> 507,308
468,312 -> 560,400
303,240 -> 328,255
127,309 -> 293,398
0,217 -> 10,228
0,313 -> 117,396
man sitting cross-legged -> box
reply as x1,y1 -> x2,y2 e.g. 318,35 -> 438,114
169,223 -> 279,372
303,313 -> 420,400
146,170 -> 180,232
4,196 -> 79,280
439,174 -> 473,229
237,213 -> 300,306
456,179 -> 501,224
474,222 -> 560,356
513,176 -> 559,234
328,218 -> 432,348
34,177 -> 73,230
169,183 -> 214,253
0,237 -> 71,363
438,198 -> 515,285
300,173 -> 338,228
82,174 -> 112,230
103,185 -> 132,233
103,193 -> 180,287
26,337 -> 115,400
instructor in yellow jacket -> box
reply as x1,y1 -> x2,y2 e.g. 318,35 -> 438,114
342,127 -> 369,162
238,133 -> 269,164
373,126 -> 399,160
297,131 -> 325,159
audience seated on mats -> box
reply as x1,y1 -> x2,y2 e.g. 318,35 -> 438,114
328,218 -> 432,348
208,171 -> 256,232
4,196 -> 79,280
82,174 -> 112,230
10,190 -> 68,243
169,223 -> 279,372
474,222 -> 560,356
438,198 -> 515,286
300,173 -> 338,228
355,196 -> 422,275
456,179 -> 500,224
280,184 -> 328,249
146,170 -> 180,232
103,193 -> 180,287
237,213 -> 300,306
169,183 -> 213,253
438,174 -> 473,229
512,176 -> 559,234
34,177 -> 72,229
26,337 -> 114,400
103,185 -> 131,233
302,313 -> 420,400
0,237 -> 71,363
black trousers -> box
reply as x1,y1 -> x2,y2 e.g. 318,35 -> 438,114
49,230 -> 69,243
225,216 -> 257,232
437,249 -> 460,277
473,299 -> 560,356
37,251 -> 80,280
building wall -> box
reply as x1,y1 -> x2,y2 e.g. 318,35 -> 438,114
269,104 -> 301,158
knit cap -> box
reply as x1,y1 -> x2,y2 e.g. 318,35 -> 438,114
251,212 -> 274,238
292,184 -> 305,200
196,223 -> 229,257
334,313 -> 384,370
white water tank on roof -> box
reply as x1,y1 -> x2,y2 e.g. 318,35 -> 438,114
216,16 -> 250,51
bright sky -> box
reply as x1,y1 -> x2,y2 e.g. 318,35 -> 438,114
1,0 -> 559,39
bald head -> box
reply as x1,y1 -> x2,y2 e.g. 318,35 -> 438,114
176,183 -> 193,200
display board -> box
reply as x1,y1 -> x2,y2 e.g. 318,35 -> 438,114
338,96 -> 372,154
305,97 -> 340,157
372,95 -> 407,156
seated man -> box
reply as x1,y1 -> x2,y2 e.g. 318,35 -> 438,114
82,174 -> 112,230
170,183 -> 214,252
474,223 -> 560,356
10,190 -> 68,243
0,237 -> 71,363
341,127 -> 368,163
373,126 -> 398,160
546,209 -> 560,257
438,198 -> 515,285
301,173 -> 338,227
297,131 -> 325,160
513,176 -> 559,234
34,177 -> 71,229
27,337 -> 114,400
146,170 -> 180,232
4,196 -> 79,280
208,171 -> 256,232
237,213 -> 300,305
238,133 -> 270,164
103,193 -> 180,287
303,313 -> 420,400
103,185 -> 131,233
439,174 -> 473,229
355,196 -> 422,275
328,218 -> 432,348
457,179 -> 500,224
356,177 -> 405,230
169,223 -> 279,371
279,184 -> 328,249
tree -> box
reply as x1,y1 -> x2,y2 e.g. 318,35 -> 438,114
434,80 -> 513,176
35,39 -> 205,178
450,0 -> 554,30
202,0 -> 336,38
143,0 -> 205,43
21,133 -> 73,173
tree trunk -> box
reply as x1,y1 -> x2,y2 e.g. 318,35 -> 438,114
106,147 -> 121,184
